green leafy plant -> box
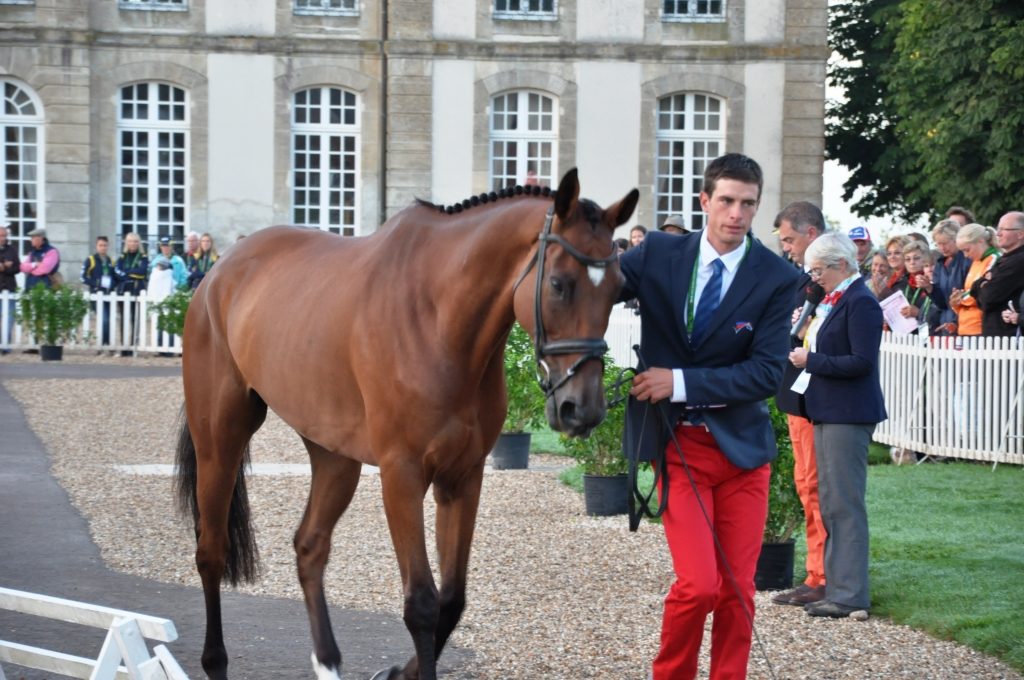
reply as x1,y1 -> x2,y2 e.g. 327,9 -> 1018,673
502,322 -> 547,433
559,362 -> 628,476
153,288 -> 193,336
17,284 -> 91,346
764,398 -> 804,543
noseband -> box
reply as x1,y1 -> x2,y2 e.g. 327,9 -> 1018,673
512,207 -> 618,398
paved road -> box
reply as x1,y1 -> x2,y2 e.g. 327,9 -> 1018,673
0,361 -> 470,679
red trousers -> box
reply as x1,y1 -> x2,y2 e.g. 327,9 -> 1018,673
787,414 -> 826,588
652,424 -> 770,680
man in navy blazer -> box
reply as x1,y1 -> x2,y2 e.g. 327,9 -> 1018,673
620,153 -> 799,680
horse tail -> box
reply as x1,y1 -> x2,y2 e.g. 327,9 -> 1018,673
174,405 -> 260,586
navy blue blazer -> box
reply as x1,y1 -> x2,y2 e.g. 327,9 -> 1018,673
619,230 -> 801,469
802,277 -> 888,424
775,270 -> 817,417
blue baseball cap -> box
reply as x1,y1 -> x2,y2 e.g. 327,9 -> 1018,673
847,225 -> 870,241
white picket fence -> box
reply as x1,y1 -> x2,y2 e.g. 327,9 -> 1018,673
0,587 -> 188,680
605,306 -> 1024,465
875,332 -> 1024,465
0,290 -> 182,355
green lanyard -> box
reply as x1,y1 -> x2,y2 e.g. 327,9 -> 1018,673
906,286 -> 922,307
685,237 -> 751,332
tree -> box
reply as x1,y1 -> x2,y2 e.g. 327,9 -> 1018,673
828,0 -> 1024,226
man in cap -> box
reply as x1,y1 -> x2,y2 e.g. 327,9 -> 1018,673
659,215 -> 690,236
19,227 -> 60,290
149,236 -> 188,291
847,226 -> 875,277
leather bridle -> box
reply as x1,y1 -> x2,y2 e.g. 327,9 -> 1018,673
512,207 -> 618,398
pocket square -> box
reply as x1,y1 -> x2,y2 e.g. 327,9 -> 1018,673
733,321 -> 753,334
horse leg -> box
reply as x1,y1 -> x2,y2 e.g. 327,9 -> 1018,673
396,463 -> 485,679
184,387 -> 266,680
294,438 -> 362,679
374,460 -> 438,680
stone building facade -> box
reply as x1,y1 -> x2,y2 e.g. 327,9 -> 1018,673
0,0 -> 827,273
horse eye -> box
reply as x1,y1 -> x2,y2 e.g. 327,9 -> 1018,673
550,277 -> 565,295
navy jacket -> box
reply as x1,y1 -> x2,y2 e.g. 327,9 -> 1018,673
802,277 -> 887,424
619,230 -> 800,470
775,270 -> 821,417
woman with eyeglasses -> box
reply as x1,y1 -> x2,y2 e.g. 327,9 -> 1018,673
788,232 -> 885,620
950,223 -> 1000,336
894,240 -> 935,330
881,235 -> 910,295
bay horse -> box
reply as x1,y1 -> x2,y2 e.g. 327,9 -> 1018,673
174,169 -> 638,679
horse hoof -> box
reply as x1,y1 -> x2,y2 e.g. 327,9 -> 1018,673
369,666 -> 401,680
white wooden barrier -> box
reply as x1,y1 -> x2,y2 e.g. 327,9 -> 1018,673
0,290 -> 182,356
0,587 -> 188,680
875,332 -> 1024,465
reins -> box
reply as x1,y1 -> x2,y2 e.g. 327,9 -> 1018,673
512,206 -> 619,398
616,344 -> 779,680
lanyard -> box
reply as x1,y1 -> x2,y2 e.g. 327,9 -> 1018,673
685,236 -> 751,332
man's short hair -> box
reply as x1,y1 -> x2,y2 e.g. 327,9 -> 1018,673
773,201 -> 826,235
945,206 -> 975,223
630,225 -> 647,235
96,235 -> 109,244
702,153 -> 763,201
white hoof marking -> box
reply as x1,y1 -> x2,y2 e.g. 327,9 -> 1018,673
311,650 -> 342,679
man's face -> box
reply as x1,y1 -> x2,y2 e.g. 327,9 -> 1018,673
853,239 -> 872,262
161,243 -> 173,256
30,235 -> 42,249
629,229 -> 644,247
776,219 -> 817,266
96,240 -> 108,256
948,213 -> 969,227
186,236 -> 199,252
701,180 -> 760,254
996,214 -> 1024,252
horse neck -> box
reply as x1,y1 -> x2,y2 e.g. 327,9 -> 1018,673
428,198 -> 550,367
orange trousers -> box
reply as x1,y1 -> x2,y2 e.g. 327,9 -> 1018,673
787,414 -> 826,588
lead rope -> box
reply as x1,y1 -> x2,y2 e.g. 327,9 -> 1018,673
615,344 -> 779,680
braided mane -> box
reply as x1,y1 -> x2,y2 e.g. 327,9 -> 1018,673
415,184 -> 556,215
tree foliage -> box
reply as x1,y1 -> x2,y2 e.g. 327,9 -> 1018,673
828,0 -> 1024,226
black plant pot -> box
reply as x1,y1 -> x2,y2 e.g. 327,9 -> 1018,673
582,473 -> 629,516
754,540 -> 795,591
40,345 -> 63,362
490,432 -> 531,470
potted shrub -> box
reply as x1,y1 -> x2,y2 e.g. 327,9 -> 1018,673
17,284 -> 91,361
490,322 -> 546,469
755,398 -> 805,590
560,362 -> 629,515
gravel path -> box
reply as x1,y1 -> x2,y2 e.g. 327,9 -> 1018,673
4,353 -> 1020,679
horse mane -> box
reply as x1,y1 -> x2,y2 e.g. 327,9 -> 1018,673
415,184 -> 556,215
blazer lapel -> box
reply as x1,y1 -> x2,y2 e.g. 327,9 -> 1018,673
700,237 -> 764,341
816,277 -> 863,338
671,235 -> 701,348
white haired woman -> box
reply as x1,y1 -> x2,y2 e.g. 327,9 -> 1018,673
787,232 -> 887,619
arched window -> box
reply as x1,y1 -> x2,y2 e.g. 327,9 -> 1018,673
654,92 -> 724,231
291,86 -> 360,236
489,90 -> 557,190
117,82 -> 189,248
0,80 -> 44,258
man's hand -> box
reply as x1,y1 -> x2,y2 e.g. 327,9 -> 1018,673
630,367 -> 673,403
789,347 -> 809,368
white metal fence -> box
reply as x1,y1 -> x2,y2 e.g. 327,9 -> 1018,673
605,306 -> 1024,465
0,290 -> 182,356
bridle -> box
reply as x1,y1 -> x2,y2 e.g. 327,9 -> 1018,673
512,206 -> 619,398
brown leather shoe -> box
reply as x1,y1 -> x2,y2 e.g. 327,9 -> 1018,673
770,583 -> 827,606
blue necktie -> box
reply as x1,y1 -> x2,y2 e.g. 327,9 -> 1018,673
691,258 -> 724,345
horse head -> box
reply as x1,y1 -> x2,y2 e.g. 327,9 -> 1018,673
515,168 -> 639,437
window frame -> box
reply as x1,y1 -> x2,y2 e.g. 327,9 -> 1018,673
290,86 -> 362,237
0,79 -> 45,259
293,0 -> 359,17
653,92 -> 725,232
488,89 -> 559,191
661,0 -> 726,23
0,1 -> 35,6
493,0 -> 557,21
119,0 -> 188,12
116,82 -> 190,249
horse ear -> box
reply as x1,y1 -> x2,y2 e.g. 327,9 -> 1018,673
606,188 -> 640,228
554,168 -> 580,221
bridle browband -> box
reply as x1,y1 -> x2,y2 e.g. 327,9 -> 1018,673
512,206 -> 619,398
